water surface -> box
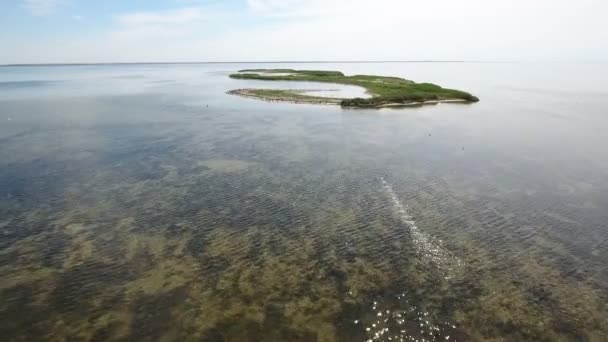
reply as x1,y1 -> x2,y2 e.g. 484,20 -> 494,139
1,62 -> 607,341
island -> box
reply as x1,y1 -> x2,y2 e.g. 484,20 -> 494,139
228,69 -> 479,108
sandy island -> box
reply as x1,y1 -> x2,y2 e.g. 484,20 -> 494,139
227,69 -> 479,109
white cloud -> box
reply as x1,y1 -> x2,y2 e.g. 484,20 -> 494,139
116,7 -> 207,26
246,0 -> 344,17
23,0 -> 64,16
247,0 -> 307,12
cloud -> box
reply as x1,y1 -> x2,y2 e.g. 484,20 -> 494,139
23,0 -> 64,16
116,7 -> 207,26
247,0 -> 306,12
246,0 -> 341,17
3,0 -> 608,63
107,5 -> 232,45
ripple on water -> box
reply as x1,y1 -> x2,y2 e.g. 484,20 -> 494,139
380,178 -> 464,280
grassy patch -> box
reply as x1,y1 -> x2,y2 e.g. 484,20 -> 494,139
239,69 -> 345,77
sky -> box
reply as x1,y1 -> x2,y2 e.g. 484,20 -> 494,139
1,0 -> 607,64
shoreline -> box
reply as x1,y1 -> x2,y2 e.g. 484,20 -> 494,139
227,88 -> 472,108
227,89 -> 343,105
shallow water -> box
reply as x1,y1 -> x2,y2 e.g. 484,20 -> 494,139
300,85 -> 371,99
1,62 -> 607,341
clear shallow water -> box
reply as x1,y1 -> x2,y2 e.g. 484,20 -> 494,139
301,86 -> 371,99
0,62 -> 607,341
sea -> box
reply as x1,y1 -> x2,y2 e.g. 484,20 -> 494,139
1,62 -> 607,341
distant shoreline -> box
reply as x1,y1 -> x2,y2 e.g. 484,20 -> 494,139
0,61 -> 490,67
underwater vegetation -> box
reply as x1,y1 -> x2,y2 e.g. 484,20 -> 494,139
0,89 -> 607,342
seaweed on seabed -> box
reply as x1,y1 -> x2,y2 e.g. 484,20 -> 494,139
127,287 -> 189,341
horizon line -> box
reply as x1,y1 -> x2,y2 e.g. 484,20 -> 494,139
0,60 -> 515,67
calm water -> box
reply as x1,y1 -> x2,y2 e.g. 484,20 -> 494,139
1,62 -> 607,341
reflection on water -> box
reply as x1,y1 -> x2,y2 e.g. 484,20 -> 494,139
359,295 -> 461,342
0,62 -> 607,341
381,178 -> 463,280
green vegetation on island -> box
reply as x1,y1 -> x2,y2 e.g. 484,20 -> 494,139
229,69 -> 479,108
